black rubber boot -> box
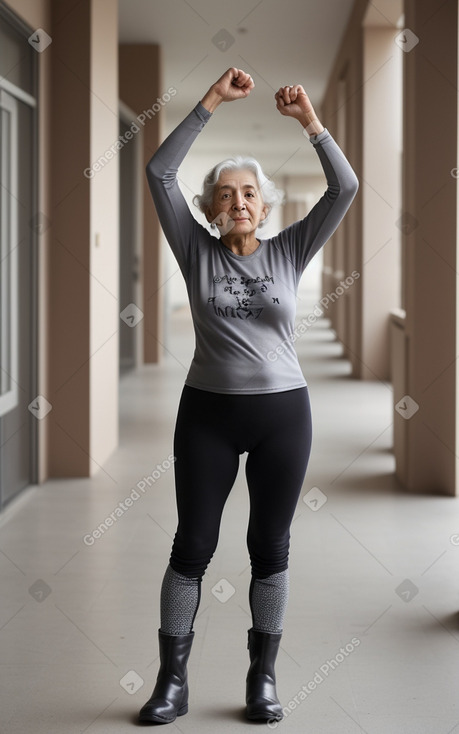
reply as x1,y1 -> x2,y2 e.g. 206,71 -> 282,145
138,629 -> 194,724
245,627 -> 283,721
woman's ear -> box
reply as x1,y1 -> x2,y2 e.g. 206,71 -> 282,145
204,206 -> 214,223
260,204 -> 269,222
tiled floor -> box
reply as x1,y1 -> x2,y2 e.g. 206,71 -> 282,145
1,279 -> 459,733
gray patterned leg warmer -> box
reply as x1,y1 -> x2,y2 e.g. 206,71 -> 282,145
249,569 -> 290,633
160,564 -> 201,635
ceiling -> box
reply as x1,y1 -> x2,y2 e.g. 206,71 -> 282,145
118,0 -> 357,177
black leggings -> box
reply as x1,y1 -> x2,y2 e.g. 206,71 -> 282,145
169,384 -> 313,580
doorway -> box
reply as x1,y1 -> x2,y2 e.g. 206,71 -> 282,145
119,101 -> 143,376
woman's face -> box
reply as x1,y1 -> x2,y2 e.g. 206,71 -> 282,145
206,168 -> 268,236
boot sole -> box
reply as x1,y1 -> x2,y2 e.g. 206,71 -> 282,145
245,709 -> 284,721
246,709 -> 283,721
138,703 -> 188,723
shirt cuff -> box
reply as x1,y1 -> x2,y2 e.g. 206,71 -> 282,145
195,100 -> 213,121
309,127 -> 329,144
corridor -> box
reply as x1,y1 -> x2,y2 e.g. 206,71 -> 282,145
1,0 -> 458,731
1,280 -> 459,733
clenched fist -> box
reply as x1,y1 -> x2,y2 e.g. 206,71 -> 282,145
275,84 -> 324,135
201,68 -> 255,113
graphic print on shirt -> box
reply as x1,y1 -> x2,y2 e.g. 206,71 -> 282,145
208,273 -> 278,320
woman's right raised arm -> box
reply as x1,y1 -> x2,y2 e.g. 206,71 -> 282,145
145,102 -> 213,277
145,68 -> 255,278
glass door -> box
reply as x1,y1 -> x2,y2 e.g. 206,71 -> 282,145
0,84 -> 36,509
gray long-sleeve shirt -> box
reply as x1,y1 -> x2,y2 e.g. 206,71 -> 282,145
146,101 -> 359,394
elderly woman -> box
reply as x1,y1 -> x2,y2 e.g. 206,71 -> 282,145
139,67 -> 359,724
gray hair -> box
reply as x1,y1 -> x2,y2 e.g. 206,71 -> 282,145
192,156 -> 284,228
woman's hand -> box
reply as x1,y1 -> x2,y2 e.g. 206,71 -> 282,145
201,68 -> 254,113
275,84 -> 324,135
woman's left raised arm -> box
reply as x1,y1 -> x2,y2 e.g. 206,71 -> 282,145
272,84 -> 359,273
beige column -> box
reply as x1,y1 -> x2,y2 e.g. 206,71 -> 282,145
119,44 -> 163,365
319,1 -> 363,379
361,21 -> 403,380
48,0 -> 119,476
400,0 -> 457,494
282,200 -> 308,229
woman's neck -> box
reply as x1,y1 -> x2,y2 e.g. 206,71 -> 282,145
220,233 -> 260,256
